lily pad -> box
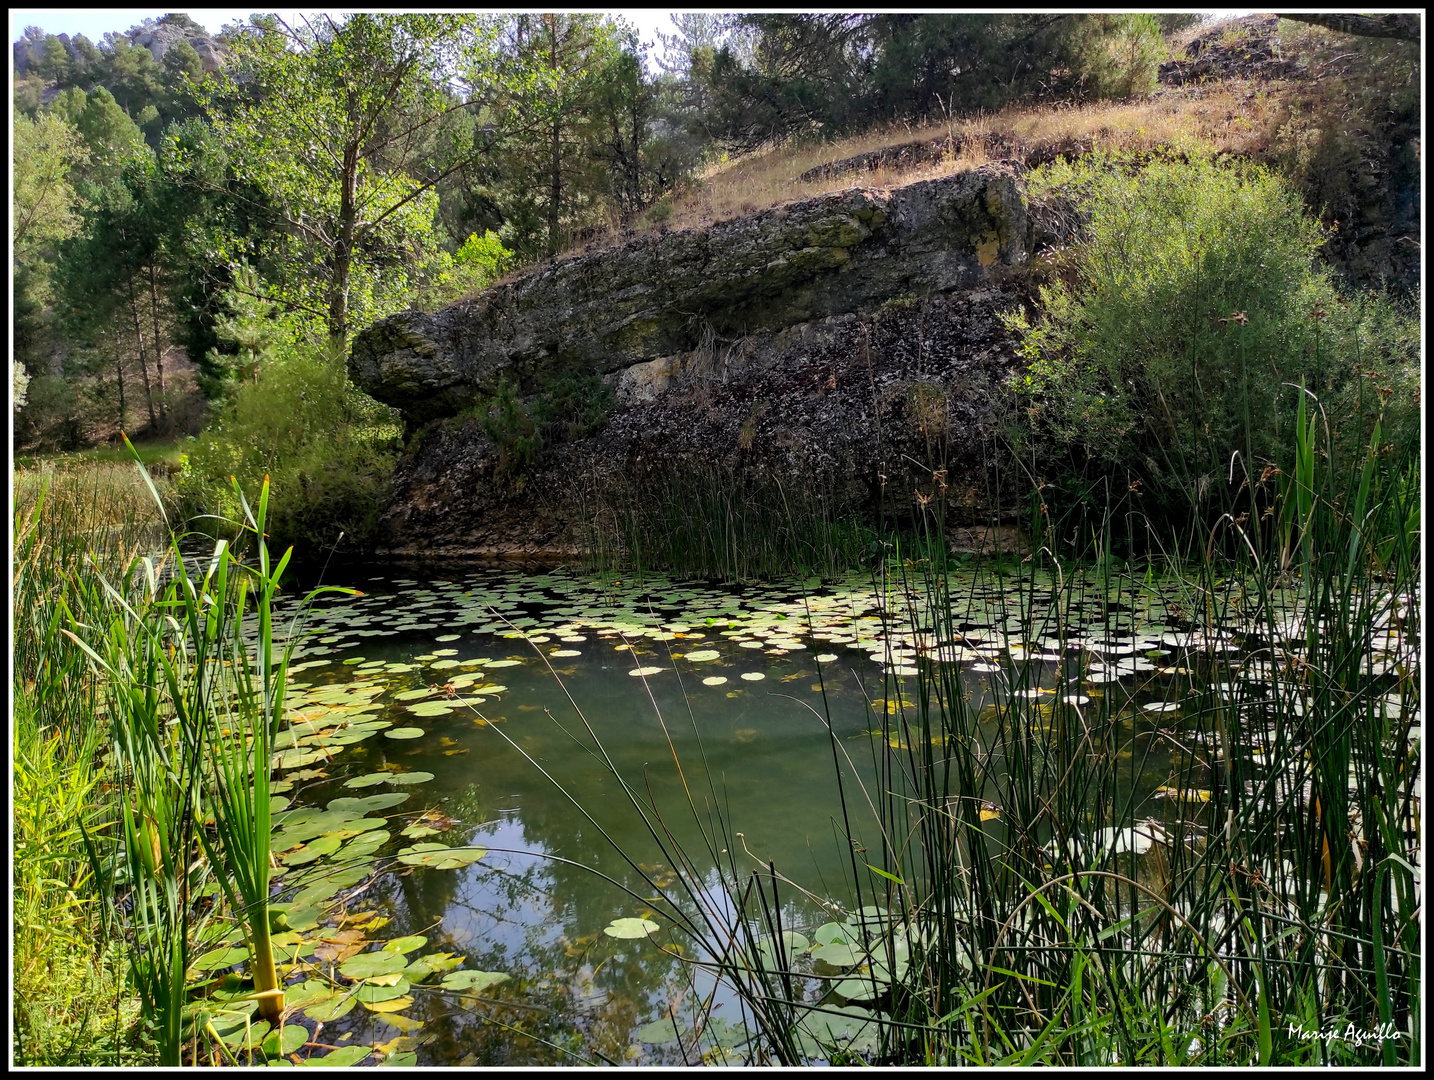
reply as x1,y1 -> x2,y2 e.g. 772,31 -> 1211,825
382,935 -> 428,955
299,1046 -> 371,1067
327,793 -> 410,814
408,701 -> 454,717
393,688 -> 433,702
396,843 -> 485,869
740,672 -> 766,682
439,970 -> 510,993
603,917 -> 660,939
702,676 -> 728,686
354,978 -> 411,1004
810,941 -> 864,967
628,667 -> 664,677
684,649 -> 720,662
385,727 -> 426,740
302,994 -> 357,1022
387,771 -> 435,785
345,773 -> 392,789
339,951 -> 412,979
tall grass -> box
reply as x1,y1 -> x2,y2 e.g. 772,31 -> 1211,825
522,392 -> 1419,1065
14,448 -> 350,1064
12,462 -> 169,1065
577,462 -> 876,583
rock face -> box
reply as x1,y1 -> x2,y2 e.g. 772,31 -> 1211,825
350,165 -> 1028,425
375,285 -> 1030,561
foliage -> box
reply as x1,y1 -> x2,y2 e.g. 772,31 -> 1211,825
178,338 -> 402,552
12,107 -> 89,262
692,14 -> 1167,150
413,229 -> 513,311
1008,154 -> 1418,530
193,13 -> 502,346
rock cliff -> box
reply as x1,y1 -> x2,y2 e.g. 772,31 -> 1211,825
350,164 -> 1037,562
350,165 -> 1028,425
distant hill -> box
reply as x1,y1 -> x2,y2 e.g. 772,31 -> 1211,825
13,12 -> 226,79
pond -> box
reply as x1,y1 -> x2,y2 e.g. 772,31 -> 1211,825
212,559 -> 1411,1065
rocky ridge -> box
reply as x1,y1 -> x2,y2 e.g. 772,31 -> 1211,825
352,164 -> 1041,561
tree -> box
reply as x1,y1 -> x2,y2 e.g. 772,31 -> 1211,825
63,86 -> 150,193
494,14 -> 623,258
13,108 -> 88,263
194,13 -> 509,349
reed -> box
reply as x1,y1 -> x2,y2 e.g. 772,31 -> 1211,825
524,390 -> 1419,1064
578,462 -> 876,583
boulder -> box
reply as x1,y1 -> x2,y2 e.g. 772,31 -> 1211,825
350,164 -> 1029,424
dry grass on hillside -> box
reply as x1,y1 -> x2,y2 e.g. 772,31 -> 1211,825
637,87 -> 1277,237
540,16 -> 1408,266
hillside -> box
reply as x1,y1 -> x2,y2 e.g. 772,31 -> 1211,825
567,15 -> 1419,295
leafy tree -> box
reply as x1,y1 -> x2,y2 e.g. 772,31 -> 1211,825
13,108 -> 88,264
194,13 -> 509,348
62,86 -> 150,193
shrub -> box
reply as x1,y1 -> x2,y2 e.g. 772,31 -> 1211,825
1009,154 -> 1418,531
178,339 -> 401,551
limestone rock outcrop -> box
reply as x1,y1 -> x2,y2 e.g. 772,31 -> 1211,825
350,165 -> 1028,425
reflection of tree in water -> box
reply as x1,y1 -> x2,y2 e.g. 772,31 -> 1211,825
316,779 -> 691,1064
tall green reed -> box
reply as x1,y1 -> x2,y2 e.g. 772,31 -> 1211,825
63,443 -> 354,1058
577,462 -> 875,582
513,390 -> 1418,1065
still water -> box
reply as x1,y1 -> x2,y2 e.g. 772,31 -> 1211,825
236,560 -> 1387,1065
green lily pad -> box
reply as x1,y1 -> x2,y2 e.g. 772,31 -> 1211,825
386,772 -> 435,785
393,688 -> 434,702
407,702 -> 454,717
345,773 -> 392,789
321,818 -> 387,842
439,970 -> 510,993
299,1045 -> 371,1066
192,945 -> 248,972
379,1050 -> 418,1067
810,941 -> 864,967
282,835 -> 341,866
603,917 -> 660,939
813,922 -> 859,946
301,995 -> 356,1023
262,1022 -> 309,1058
485,659 -> 522,668
396,843 -> 485,869
339,950 -> 412,979
339,830 -> 391,859
404,952 -> 465,981
685,649 -> 721,662
327,793 -> 410,814
385,727 -> 426,740
636,1016 -> 689,1044
354,978 -> 411,1004
381,935 -> 429,955
283,980 -> 336,1009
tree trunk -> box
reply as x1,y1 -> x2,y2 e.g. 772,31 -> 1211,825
146,263 -> 167,412
115,348 -> 127,432
1280,14 -> 1421,42
547,16 -> 562,259
330,132 -> 359,354
128,286 -> 158,430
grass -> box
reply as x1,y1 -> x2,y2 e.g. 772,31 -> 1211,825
11,458 -> 172,1065
515,391 -> 1420,1065
576,461 -> 878,583
13,434 -> 188,473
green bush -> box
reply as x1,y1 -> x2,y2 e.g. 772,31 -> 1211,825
178,339 -> 402,551
1010,154 -> 1418,529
